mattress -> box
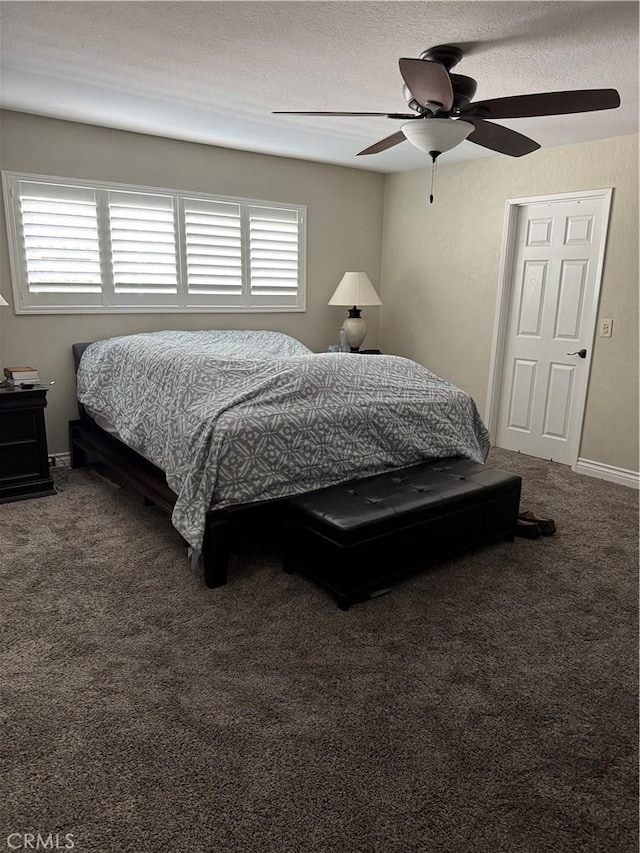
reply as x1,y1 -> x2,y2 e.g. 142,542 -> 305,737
76,330 -> 490,551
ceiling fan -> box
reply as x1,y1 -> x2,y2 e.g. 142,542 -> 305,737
273,44 -> 621,161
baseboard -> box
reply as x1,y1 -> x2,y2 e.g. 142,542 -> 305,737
49,451 -> 72,468
573,458 -> 639,490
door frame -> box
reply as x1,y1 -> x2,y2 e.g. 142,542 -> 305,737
485,187 -> 613,467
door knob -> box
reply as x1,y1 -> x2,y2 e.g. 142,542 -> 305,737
567,349 -> 587,358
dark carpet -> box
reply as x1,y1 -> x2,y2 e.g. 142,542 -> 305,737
1,448 -> 637,853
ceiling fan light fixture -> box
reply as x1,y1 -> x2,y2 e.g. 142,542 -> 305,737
401,118 -> 474,156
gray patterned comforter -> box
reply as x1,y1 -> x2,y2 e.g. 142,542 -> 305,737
77,330 -> 490,550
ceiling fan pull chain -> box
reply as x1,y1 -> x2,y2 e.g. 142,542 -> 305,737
429,154 -> 438,203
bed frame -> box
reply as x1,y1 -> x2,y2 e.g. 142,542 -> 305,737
70,341 -> 281,588
69,415 -> 244,587
70,342 -> 508,597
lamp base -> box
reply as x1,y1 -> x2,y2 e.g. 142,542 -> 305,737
342,316 -> 367,352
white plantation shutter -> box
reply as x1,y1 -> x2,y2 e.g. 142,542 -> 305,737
108,190 -> 178,303
249,206 -> 301,307
3,172 -> 305,313
16,181 -> 102,307
184,198 -> 243,304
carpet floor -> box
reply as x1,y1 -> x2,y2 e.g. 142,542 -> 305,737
1,448 -> 637,853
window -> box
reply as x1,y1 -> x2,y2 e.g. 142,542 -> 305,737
2,172 -> 306,313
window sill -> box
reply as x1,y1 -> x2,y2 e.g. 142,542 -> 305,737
11,305 -> 306,315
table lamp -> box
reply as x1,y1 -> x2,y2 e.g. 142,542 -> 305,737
328,272 -> 382,352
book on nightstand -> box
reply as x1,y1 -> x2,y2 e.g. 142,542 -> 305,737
3,365 -> 40,385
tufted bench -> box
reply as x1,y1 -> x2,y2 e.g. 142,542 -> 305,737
282,457 -> 521,609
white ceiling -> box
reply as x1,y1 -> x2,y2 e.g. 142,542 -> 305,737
0,1 -> 638,173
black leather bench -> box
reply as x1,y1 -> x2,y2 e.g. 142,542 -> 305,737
282,457 -> 521,609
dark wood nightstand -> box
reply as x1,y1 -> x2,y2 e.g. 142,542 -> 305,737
0,386 -> 55,503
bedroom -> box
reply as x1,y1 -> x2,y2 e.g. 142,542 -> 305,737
1,2 -> 638,852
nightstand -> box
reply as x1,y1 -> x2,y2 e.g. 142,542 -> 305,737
0,386 -> 55,503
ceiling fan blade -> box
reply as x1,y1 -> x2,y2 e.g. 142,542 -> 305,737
399,59 -> 454,111
466,119 -> 540,157
357,131 -> 407,156
462,89 -> 620,119
272,111 -> 415,117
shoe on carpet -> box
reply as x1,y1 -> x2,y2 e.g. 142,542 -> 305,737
518,510 -> 556,536
515,518 -> 542,539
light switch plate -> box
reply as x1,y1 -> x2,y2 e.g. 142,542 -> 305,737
599,319 -> 613,338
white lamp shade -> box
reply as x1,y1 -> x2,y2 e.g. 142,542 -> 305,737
328,272 -> 382,307
0,294 -> 8,307
402,118 -> 474,155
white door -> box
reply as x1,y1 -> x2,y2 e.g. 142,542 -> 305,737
495,191 -> 611,465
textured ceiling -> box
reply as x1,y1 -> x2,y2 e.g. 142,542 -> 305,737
0,1 -> 638,172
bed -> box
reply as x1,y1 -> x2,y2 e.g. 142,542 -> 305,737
71,330 -> 490,587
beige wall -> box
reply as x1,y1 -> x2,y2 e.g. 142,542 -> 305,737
380,134 -> 639,472
1,111 -> 637,472
0,111 -> 384,452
